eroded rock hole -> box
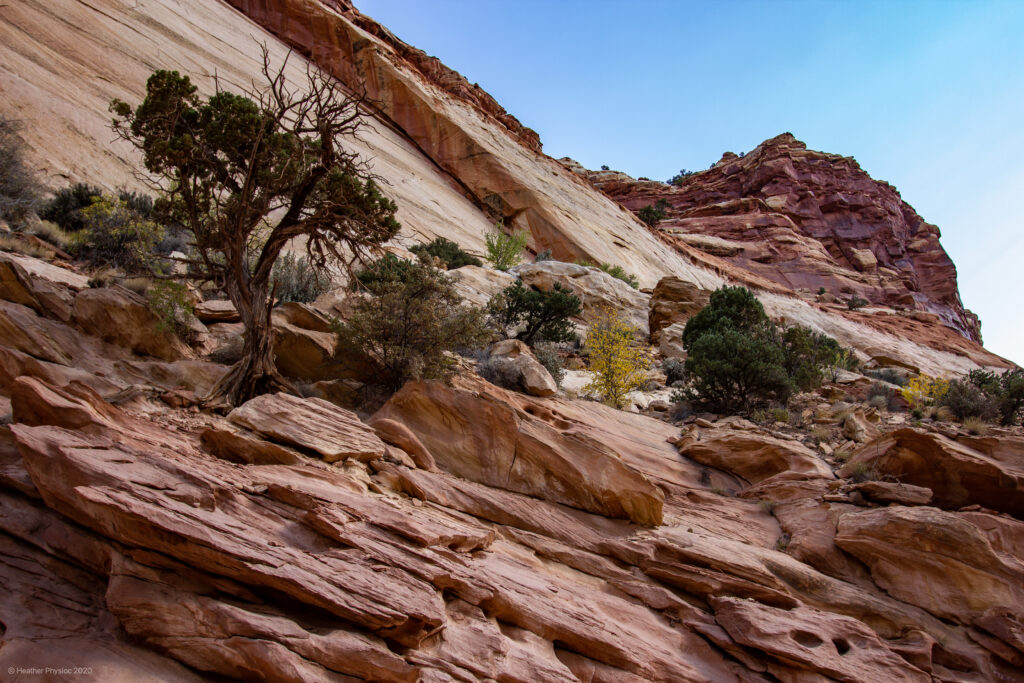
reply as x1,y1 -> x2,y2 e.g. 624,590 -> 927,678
832,637 -> 851,655
792,630 -> 824,648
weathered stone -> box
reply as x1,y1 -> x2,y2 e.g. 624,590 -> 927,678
677,426 -> 834,485
374,377 -> 664,525
73,286 -> 190,361
486,339 -> 557,396
193,299 -> 240,323
849,480 -> 933,506
228,393 -> 385,463
648,276 -> 711,343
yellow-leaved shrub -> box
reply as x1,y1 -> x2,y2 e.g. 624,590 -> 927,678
584,308 -> 648,409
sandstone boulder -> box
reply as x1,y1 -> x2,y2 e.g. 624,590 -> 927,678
839,428 -> 1024,517
676,426 -> 834,485
73,286 -> 190,361
485,339 -> 557,396
842,408 -> 880,443
228,393 -> 385,463
648,276 -> 711,343
835,506 -> 1024,623
373,378 -> 664,525
193,299 -> 240,323
0,252 -> 81,321
848,480 -> 933,506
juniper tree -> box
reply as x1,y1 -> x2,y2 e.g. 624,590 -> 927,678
111,49 -> 400,405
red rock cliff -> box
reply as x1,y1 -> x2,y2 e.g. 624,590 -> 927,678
574,133 -> 981,343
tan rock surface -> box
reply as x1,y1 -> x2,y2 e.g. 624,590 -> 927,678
228,392 -> 385,463
373,377 -> 664,525
835,506 -> 1024,623
73,286 -> 191,362
840,428 -> 1024,517
487,338 -> 558,396
677,424 -> 835,485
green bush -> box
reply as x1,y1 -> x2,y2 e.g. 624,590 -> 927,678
847,296 -> 869,311
0,115 -> 43,227
535,248 -> 553,262
271,252 -> 331,303
667,169 -> 695,186
781,326 -> 842,391
940,368 -> 1024,426
40,183 -> 103,233
598,263 -> 640,289
484,223 -> 529,270
410,237 -> 481,269
637,199 -> 669,227
487,280 -> 581,345
865,368 -> 906,386
71,195 -> 163,271
681,286 -> 794,413
336,256 -> 490,391
147,280 -> 195,341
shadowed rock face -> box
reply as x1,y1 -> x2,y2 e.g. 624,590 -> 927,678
574,133 -> 981,342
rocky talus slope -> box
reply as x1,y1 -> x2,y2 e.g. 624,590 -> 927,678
1,251 -> 1023,681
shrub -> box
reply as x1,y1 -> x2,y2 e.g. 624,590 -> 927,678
598,263 -> 640,289
484,223 -> 529,270
868,394 -> 889,411
663,357 -> 686,386
770,407 -> 791,424
584,308 -> 648,408
940,368 -> 1023,425
71,194 -> 163,271
40,183 -> 103,233
781,326 -> 842,391
900,374 -> 949,411
637,199 -> 669,227
535,248 -> 553,262
487,280 -> 581,345
271,252 -> 330,303
147,280 -> 195,341
410,237 -> 481,269
667,169 -> 695,186
25,220 -> 71,250
600,165 -> 610,171
962,417 -> 989,435
847,296 -> 869,311
533,342 -> 566,387
0,115 -> 43,227
681,286 -> 793,413
336,257 -> 490,392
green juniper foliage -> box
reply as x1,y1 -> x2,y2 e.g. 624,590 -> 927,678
410,237 -> 482,269
487,280 -> 581,345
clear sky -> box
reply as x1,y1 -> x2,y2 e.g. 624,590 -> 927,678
359,0 -> 1024,366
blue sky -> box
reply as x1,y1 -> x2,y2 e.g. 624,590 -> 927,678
359,0 -> 1024,365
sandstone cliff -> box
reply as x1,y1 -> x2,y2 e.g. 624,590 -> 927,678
569,133 -> 981,343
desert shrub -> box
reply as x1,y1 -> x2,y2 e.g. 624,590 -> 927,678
847,296 -> 869,311
900,374 -> 949,411
147,280 -> 195,341
271,253 -> 330,303
71,194 -> 163,271
667,169 -> 696,186
410,237 -> 481,269
663,357 -> 686,386
0,115 -> 43,227
584,308 -> 648,408
940,368 -> 1023,425
117,189 -> 154,218
535,248 -> 553,262
533,342 -> 566,387
868,394 -> 888,411
0,234 -> 49,259
484,223 -> 529,270
681,286 -> 793,413
865,368 -> 906,386
770,407 -> 791,424
938,379 -> 997,422
781,326 -> 843,391
336,256 -> 490,392
637,199 -> 669,227
962,417 -> 989,435
598,262 -> 640,289
487,280 -> 581,345
810,425 -> 830,443
40,183 -> 103,233
25,220 -> 71,250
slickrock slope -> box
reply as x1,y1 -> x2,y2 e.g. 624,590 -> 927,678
1,253 -> 1023,681
569,133 -> 980,342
